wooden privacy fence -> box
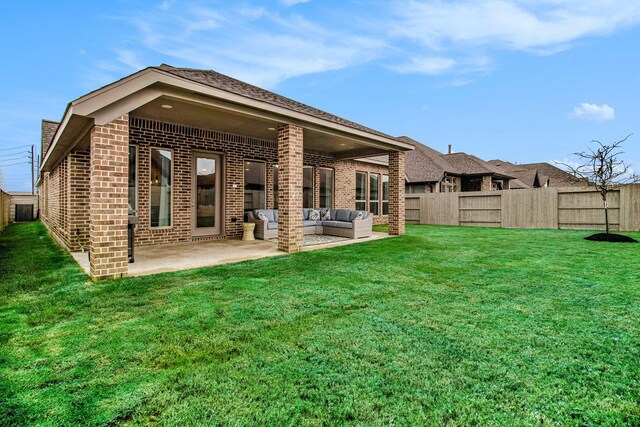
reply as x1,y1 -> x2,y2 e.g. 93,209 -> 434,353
0,190 -> 9,232
406,184 -> 640,232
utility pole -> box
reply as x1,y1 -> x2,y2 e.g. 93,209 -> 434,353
30,145 -> 35,195
36,155 -> 40,194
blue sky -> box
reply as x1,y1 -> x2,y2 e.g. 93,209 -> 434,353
1,0 -> 639,191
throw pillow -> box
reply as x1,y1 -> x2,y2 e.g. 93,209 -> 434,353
309,209 -> 320,221
322,209 -> 331,221
355,211 -> 364,220
257,212 -> 268,222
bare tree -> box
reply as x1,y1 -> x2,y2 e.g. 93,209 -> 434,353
557,134 -> 638,234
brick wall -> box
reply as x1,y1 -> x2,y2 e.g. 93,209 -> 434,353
129,117 -> 392,246
68,148 -> 91,251
335,160 -> 390,225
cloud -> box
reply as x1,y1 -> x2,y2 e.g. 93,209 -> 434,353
391,1 -> 640,52
124,4 -> 384,87
570,103 -> 615,122
390,55 -> 491,75
103,1 -> 640,87
280,0 -> 311,5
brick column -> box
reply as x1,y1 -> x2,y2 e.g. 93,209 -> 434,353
89,114 -> 129,280
482,175 -> 492,191
277,124 -> 303,253
388,151 -> 405,235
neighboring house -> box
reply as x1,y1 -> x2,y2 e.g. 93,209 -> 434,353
399,137 -> 514,193
488,160 -> 588,188
37,64 -> 413,280
7,192 -> 39,222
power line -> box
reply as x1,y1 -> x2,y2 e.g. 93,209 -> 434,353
0,145 -> 31,151
0,152 -> 29,158
0,161 -> 29,167
0,156 -> 28,163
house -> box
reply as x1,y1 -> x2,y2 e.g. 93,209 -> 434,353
400,137 -> 514,193
488,160 -> 588,188
37,64 -> 413,280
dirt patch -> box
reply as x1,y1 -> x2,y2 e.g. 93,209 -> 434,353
584,233 -> 639,243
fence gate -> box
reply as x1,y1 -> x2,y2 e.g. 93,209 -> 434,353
15,204 -> 34,222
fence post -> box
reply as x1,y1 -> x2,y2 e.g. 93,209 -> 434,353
620,184 -> 640,232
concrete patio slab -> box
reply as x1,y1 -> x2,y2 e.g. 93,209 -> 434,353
71,232 -> 390,277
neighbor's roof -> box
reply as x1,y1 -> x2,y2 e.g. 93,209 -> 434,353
520,162 -> 587,187
398,136 -> 461,183
489,159 -> 585,187
155,64 -> 395,141
444,152 -> 514,179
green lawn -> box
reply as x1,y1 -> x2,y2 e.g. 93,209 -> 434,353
1,222 -> 639,426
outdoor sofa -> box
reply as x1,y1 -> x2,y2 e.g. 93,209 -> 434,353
247,208 -> 373,240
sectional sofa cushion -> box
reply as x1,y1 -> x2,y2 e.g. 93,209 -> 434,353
333,209 -> 352,222
350,210 -> 367,221
266,222 -> 279,230
254,209 -> 275,223
321,220 -> 353,229
302,220 -> 322,227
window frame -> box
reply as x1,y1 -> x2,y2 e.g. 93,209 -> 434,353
355,171 -> 367,211
243,159 -> 267,212
382,174 -> 389,215
319,167 -> 334,209
128,144 -> 138,211
369,173 -> 380,215
273,164 -> 279,209
149,147 -> 174,228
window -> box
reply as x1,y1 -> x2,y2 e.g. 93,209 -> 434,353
369,173 -> 379,215
150,148 -> 172,227
244,160 -> 265,212
319,168 -> 333,208
273,164 -> 278,209
273,164 -> 313,208
303,166 -> 314,208
441,176 -> 458,193
128,145 -> 137,210
355,171 -> 367,211
382,175 -> 389,215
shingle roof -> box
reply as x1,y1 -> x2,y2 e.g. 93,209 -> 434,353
488,160 -> 587,187
155,64 -> 395,141
444,152 -> 514,178
398,136 -> 461,183
41,119 -> 59,160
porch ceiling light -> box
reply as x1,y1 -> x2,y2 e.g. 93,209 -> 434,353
268,127 -> 276,131
161,104 -> 173,109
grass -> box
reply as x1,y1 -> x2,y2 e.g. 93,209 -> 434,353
1,221 -> 639,426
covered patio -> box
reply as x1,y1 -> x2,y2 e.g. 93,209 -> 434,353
39,64 -> 413,280
72,231 -> 390,277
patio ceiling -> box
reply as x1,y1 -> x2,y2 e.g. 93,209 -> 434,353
131,94 -> 389,158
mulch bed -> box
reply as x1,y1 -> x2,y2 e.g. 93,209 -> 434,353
584,233 -> 639,243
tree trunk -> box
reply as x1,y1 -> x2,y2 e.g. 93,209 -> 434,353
604,198 -> 609,234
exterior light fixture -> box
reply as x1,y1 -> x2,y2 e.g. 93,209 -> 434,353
161,104 -> 173,109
